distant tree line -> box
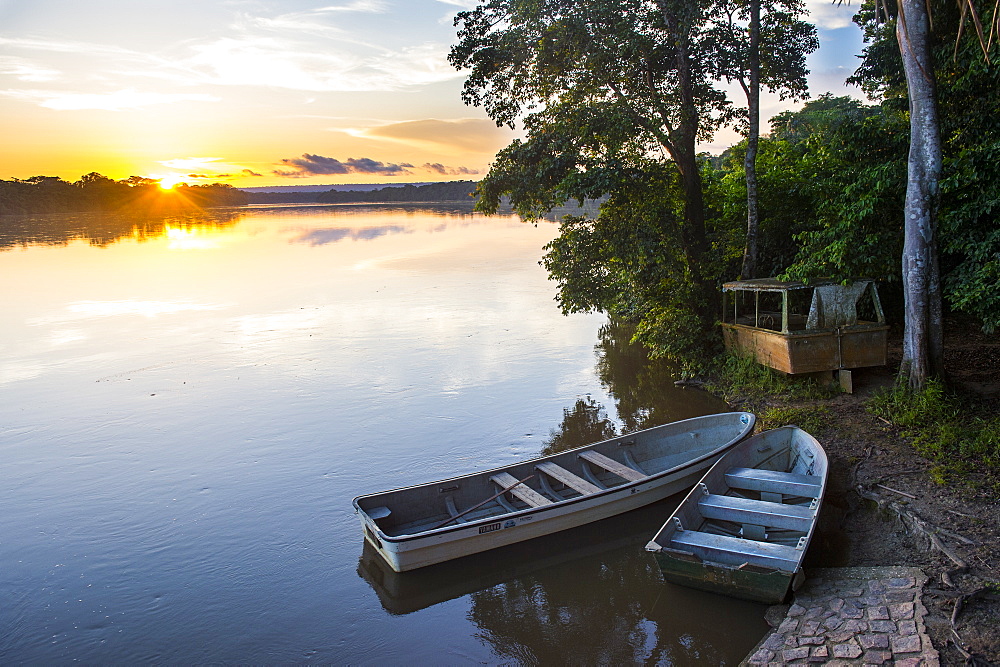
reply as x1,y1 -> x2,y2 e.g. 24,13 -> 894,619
315,180 -> 478,204
243,190 -> 324,204
0,173 -> 248,215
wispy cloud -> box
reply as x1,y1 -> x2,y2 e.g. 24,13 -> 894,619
0,56 -> 60,82
805,0 -> 859,30
434,0 -> 479,7
421,162 -> 480,176
274,154 -> 414,178
0,87 -> 219,111
363,118 -> 518,153
317,1 -> 390,12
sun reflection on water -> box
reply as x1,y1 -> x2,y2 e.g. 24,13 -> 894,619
164,225 -> 220,250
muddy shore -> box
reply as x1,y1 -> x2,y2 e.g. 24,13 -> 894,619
720,322 -> 1000,664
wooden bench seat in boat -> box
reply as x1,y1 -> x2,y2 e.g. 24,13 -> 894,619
536,462 -> 602,495
725,467 -> 821,498
490,472 -> 553,508
578,450 -> 647,483
670,530 -> 801,571
698,494 -> 813,532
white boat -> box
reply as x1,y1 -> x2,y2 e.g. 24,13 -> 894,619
353,412 -> 756,572
645,426 -> 828,603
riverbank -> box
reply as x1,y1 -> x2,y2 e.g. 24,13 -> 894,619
714,322 -> 1000,664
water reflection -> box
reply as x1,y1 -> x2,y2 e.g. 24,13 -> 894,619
543,321 -> 728,454
543,396 -> 618,455
596,321 -> 724,432
0,209 -> 246,250
295,225 -> 410,245
356,322 -> 762,663
3,203 -> 764,663
358,500 -> 767,664
468,541 -> 766,666
0,201 -> 600,251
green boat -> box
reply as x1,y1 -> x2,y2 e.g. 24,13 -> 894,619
645,426 -> 827,604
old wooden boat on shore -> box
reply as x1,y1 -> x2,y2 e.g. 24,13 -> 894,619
353,412 -> 756,572
721,279 -> 888,390
645,426 -> 827,604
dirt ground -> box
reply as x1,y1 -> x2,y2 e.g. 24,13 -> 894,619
725,320 -> 1000,665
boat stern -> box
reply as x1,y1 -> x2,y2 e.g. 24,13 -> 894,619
648,545 -> 795,604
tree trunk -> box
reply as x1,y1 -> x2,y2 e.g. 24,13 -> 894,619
897,0 -> 944,389
657,0 -> 710,290
740,0 -> 761,280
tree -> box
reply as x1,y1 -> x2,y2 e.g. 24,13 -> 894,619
850,0 -> 998,387
705,0 -> 818,278
450,0 -> 735,367
896,0 -> 945,387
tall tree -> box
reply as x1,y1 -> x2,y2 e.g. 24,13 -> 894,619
450,0 -> 733,313
705,0 -> 818,279
897,0 -> 945,387
851,0 -> 997,388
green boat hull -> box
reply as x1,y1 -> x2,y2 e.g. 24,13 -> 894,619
653,549 -> 802,605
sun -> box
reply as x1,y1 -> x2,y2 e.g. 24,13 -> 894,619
158,174 -> 187,190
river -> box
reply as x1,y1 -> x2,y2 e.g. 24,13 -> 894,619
0,203 -> 769,663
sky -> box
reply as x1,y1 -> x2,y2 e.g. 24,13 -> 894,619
0,0 -> 867,188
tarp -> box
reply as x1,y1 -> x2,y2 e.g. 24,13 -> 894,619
806,282 -> 869,329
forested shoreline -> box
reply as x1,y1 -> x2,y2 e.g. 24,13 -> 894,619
450,0 -> 998,371
0,176 -> 479,212
0,173 -> 249,215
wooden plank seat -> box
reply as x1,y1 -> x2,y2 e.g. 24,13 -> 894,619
670,530 -> 801,571
725,467 -> 821,498
698,494 -> 813,532
578,450 -> 647,483
490,472 -> 553,508
536,462 -> 602,495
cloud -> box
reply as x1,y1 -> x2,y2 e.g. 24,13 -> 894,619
0,87 -> 219,110
242,169 -> 263,177
170,35 -> 460,92
274,154 -> 414,178
363,118 -> 518,153
421,162 -> 481,176
0,56 -> 60,82
805,0 -> 859,30
317,1 -> 389,12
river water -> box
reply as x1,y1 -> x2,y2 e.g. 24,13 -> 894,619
0,203 -> 769,664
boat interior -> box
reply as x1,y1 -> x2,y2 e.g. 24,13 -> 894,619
654,429 -> 826,573
355,416 -> 754,539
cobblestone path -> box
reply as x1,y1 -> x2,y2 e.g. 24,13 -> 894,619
743,566 -> 939,665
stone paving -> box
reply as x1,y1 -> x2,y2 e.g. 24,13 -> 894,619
742,566 -> 940,666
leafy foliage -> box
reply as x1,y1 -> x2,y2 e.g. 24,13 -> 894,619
848,0 -> 1000,334
540,162 -> 735,374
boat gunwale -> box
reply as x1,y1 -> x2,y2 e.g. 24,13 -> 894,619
352,412 -> 757,545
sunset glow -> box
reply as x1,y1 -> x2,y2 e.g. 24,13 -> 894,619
0,1 -> 864,188
157,175 -> 187,190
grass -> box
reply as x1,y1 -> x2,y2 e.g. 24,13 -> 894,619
868,378 -> 1000,487
759,405 -> 833,433
710,352 -> 838,402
